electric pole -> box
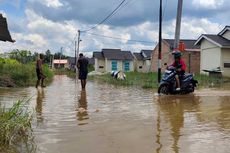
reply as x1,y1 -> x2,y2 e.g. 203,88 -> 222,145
174,0 -> 183,49
76,30 -> 81,66
74,40 -> 77,65
59,47 -> 63,68
158,0 -> 162,83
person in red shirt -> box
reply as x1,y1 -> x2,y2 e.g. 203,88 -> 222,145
170,51 -> 186,91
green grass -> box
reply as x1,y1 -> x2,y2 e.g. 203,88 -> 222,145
0,58 -> 54,87
89,72 -> 230,89
89,72 -> 159,89
0,99 -> 35,153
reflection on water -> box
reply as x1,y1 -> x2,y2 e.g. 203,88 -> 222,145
0,75 -> 230,153
77,90 -> 89,124
155,95 -> 201,153
36,88 -> 45,123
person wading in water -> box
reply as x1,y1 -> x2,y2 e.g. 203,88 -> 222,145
36,53 -> 46,88
77,53 -> 89,90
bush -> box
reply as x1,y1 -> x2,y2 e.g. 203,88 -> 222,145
0,58 -> 54,87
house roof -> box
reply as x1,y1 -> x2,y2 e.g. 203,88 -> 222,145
164,39 -> 200,50
102,49 -> 134,60
133,53 -> 143,60
0,14 -> 14,42
141,50 -> 152,59
195,34 -> 230,47
218,26 -> 230,36
93,52 -> 104,59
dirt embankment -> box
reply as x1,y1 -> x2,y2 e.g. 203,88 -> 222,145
0,76 -> 16,87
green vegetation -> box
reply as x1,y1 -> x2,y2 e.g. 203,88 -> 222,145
89,72 -> 158,89
194,74 -> 230,88
89,72 -> 230,89
0,99 -> 35,153
0,57 -> 54,87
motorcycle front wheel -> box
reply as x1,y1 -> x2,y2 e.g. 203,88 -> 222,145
158,84 -> 170,94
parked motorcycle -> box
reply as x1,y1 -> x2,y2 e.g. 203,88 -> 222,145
158,66 -> 198,94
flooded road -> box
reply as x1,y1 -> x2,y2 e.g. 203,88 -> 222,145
0,75 -> 230,153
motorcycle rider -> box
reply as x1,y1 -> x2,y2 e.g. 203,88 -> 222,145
170,51 -> 186,91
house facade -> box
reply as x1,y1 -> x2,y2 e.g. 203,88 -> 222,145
133,50 -> 153,72
151,39 -> 201,74
93,49 -> 134,73
52,59 -> 68,69
195,26 -> 230,77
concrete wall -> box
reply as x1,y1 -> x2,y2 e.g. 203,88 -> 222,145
200,39 -> 221,74
134,60 -> 144,72
221,48 -> 230,77
95,58 -> 105,72
183,51 -> 200,74
222,30 -> 230,40
144,60 -> 151,72
151,41 -> 171,72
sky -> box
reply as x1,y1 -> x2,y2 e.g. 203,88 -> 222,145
0,0 -> 229,57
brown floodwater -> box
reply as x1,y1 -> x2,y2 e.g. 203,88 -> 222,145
0,75 -> 230,153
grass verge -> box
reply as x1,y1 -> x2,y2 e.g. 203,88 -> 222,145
89,72 -> 230,89
0,58 -> 54,87
0,99 -> 35,153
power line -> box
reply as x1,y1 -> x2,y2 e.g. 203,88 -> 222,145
84,32 -> 155,44
81,0 -> 126,32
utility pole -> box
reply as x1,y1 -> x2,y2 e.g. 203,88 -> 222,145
59,47 -> 63,68
76,30 -> 81,66
173,0 -> 183,49
158,0 -> 162,83
74,40 -> 77,65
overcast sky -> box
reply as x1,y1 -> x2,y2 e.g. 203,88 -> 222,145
0,0 -> 229,56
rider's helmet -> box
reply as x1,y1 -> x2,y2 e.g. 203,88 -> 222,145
172,50 -> 182,59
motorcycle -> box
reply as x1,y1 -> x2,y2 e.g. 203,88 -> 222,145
158,66 -> 198,94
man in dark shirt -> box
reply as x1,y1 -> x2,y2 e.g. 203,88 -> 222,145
77,53 -> 89,89
36,53 -> 46,88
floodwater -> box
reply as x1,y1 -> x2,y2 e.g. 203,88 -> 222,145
0,75 -> 230,153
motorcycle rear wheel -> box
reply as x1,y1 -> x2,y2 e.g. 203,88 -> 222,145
158,84 -> 170,94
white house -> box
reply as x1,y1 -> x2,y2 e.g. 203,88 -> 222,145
133,50 -> 153,72
195,26 -> 230,77
93,49 -> 134,73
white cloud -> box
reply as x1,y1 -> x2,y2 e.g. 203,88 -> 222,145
0,5 -> 226,57
192,0 -> 224,9
29,0 -> 63,8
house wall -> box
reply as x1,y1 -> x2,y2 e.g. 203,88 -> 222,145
151,41 -> 171,72
183,51 -> 200,74
135,60 -> 145,72
200,39 -> 221,74
222,30 -> 230,40
95,58 -> 105,72
221,48 -> 230,77
144,60 -> 151,72
151,41 -> 200,73
106,59 -> 134,72
128,61 -> 134,72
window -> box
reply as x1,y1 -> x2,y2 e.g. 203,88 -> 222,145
224,63 -> 230,68
123,61 -> 130,71
111,60 -> 117,71
139,66 -> 142,69
99,66 -> 104,68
